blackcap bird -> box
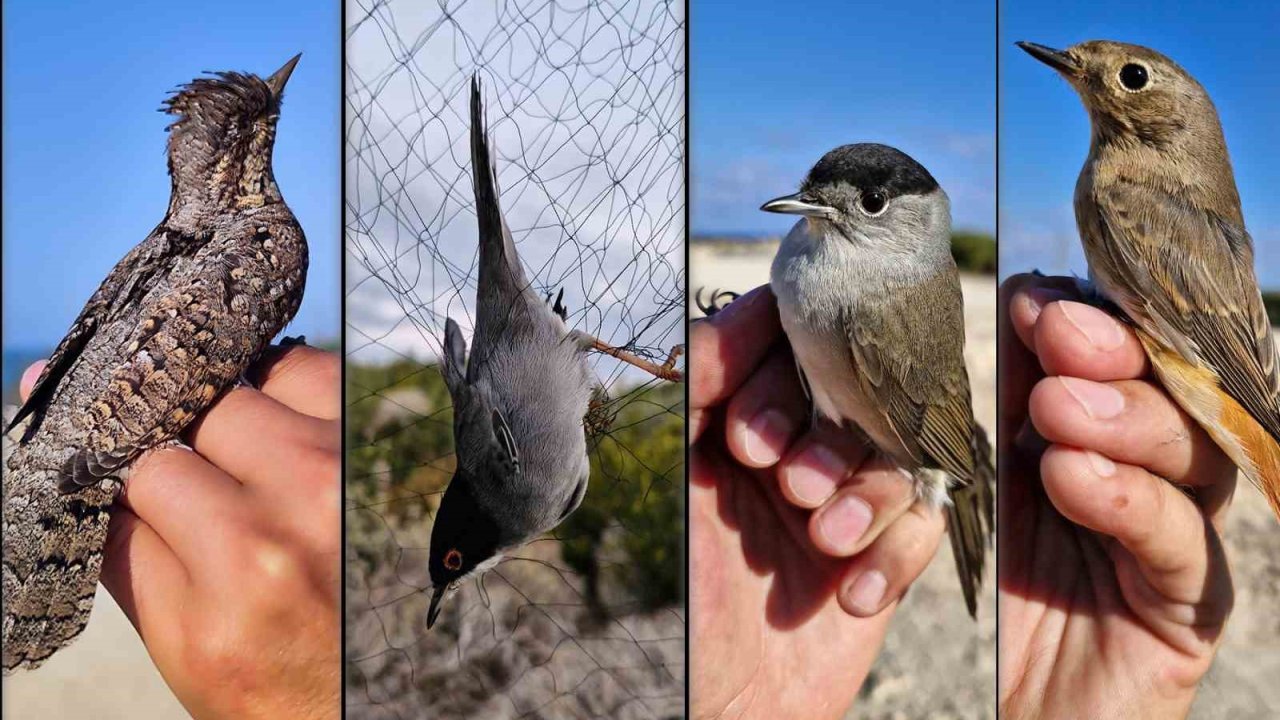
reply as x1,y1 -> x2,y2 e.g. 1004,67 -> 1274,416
763,143 -> 994,616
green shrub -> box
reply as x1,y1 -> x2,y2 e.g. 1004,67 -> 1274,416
950,232 -> 997,274
1264,291 -> 1280,327
345,358 -> 683,613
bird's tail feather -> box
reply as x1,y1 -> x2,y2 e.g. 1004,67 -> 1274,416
1138,332 -> 1280,523
469,75 -> 529,299
947,425 -> 995,619
1224,397 -> 1280,522
2,464 -> 115,673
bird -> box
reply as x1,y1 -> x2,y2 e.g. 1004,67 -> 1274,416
2,54 -> 308,672
763,143 -> 995,617
426,76 -> 595,629
1018,40 -> 1280,519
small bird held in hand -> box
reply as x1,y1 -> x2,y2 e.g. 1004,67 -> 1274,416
1018,40 -> 1280,519
763,143 -> 994,617
426,77 -> 595,629
3,55 -> 308,672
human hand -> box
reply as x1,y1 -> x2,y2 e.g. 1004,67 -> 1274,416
689,285 -> 948,719
20,344 -> 341,720
998,274 -> 1234,719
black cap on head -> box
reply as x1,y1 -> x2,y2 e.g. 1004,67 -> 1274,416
802,143 -> 938,198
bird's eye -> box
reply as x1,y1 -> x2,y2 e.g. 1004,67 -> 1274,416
859,191 -> 888,216
1118,63 -> 1149,92
444,548 -> 463,571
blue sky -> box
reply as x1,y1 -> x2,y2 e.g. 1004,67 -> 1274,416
3,0 -> 339,352
691,0 -> 994,236
1001,1 -> 1280,289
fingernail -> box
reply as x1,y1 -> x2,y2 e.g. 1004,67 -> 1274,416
1085,450 -> 1116,477
1058,377 -> 1125,420
1019,287 -> 1069,322
847,570 -> 888,614
744,408 -> 791,466
785,443 -> 845,504
817,494 -> 873,551
1059,301 -> 1126,351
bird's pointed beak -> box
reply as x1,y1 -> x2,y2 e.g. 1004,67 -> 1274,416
427,585 -> 449,629
266,53 -> 302,99
1016,41 -> 1080,78
760,192 -> 834,219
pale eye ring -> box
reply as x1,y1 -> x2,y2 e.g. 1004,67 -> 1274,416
858,191 -> 888,216
444,548 -> 463,571
1118,63 -> 1150,92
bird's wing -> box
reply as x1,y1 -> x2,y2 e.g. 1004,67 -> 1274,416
9,229 -> 191,433
845,268 -> 978,483
61,259 -> 258,489
1092,181 -> 1280,441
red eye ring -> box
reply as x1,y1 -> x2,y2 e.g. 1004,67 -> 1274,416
444,549 -> 463,571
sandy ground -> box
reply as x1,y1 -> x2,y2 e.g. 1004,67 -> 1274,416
690,241 -> 1280,719
1,588 -> 186,719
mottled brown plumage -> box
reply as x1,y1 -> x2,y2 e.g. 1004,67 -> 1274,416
3,54 -> 308,671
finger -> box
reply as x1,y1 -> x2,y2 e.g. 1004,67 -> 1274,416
1004,275 -> 1075,354
121,445 -> 249,567
776,425 -> 873,509
1033,301 -> 1150,381
999,275 -> 1074,440
186,385 -> 336,488
723,345 -> 807,468
807,456 -> 917,557
998,276 -> 1054,501
1039,444 -> 1219,609
836,498 -> 946,617
249,344 -> 341,420
19,361 -> 48,401
690,285 -> 782,411
99,507 -> 190,643
1029,377 -> 1235,489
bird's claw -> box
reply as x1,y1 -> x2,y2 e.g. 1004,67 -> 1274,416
694,287 -> 740,317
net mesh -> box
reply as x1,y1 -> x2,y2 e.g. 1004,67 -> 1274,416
343,0 -> 685,717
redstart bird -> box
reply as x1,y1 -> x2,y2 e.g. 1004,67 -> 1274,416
1018,40 -> 1280,518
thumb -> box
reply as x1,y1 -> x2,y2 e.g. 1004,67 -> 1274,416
19,360 -> 48,402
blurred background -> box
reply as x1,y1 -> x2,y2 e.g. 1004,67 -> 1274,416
1000,3 -> 1280,717
690,0 -> 996,717
1,0 -> 338,717
344,0 -> 685,717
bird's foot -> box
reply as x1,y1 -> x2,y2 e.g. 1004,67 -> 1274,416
584,386 -> 614,438
694,287 -> 740,317
1070,277 -> 1132,325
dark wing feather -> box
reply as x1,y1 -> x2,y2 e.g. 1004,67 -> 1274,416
846,269 -> 979,483
845,268 -> 991,616
1091,182 -> 1280,442
9,229 -> 189,433
69,266 -> 256,488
